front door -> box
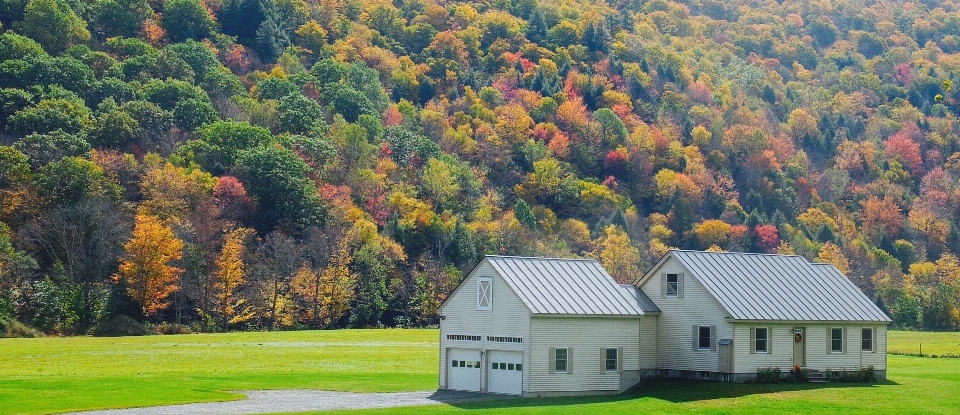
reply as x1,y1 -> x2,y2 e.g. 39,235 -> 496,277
793,327 -> 805,367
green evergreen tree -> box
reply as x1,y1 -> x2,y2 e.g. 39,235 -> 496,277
515,198 -> 536,229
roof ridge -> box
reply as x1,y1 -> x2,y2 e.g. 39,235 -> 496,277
485,255 -> 596,262
671,249 -> 803,258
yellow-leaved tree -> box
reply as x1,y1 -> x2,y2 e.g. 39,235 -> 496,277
816,242 -> 850,275
597,225 -> 642,284
116,213 -> 184,317
212,227 -> 254,329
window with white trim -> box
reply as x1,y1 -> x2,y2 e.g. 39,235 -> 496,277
862,328 -> 873,351
555,348 -> 568,373
605,348 -> 618,372
477,277 -> 492,310
831,328 -> 844,353
666,273 -> 679,296
698,325 -> 712,350
755,327 -> 768,353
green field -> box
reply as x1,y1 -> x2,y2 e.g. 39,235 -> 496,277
1,330 -> 959,415
888,330 -> 960,356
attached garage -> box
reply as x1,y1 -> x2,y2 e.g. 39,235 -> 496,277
446,348 -> 482,392
487,350 -> 523,395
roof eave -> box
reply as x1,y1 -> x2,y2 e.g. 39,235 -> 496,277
728,318 -> 892,324
530,312 -> 648,318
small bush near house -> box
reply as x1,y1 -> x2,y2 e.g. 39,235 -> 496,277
790,366 -> 808,382
93,316 -> 152,337
0,316 -> 44,338
753,366 -> 784,384
838,366 -> 877,383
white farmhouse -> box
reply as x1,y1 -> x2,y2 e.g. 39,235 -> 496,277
438,250 -> 891,396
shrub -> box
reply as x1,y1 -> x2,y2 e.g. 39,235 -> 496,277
92,315 -> 152,337
0,316 -> 44,338
753,366 -> 784,384
839,366 -> 877,383
790,366 -> 808,382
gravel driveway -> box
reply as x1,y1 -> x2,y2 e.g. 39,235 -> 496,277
63,390 -> 501,415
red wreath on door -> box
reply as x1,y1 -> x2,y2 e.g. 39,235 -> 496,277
794,333 -> 803,343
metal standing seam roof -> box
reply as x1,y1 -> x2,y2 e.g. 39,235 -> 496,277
485,256 -> 660,316
667,250 -> 891,323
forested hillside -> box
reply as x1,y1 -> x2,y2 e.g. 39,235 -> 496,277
1,0 -> 959,334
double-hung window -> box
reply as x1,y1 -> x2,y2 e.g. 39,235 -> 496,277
862,328 -> 873,352
605,348 -> 618,372
555,348 -> 568,373
698,326 -> 712,350
754,327 -> 768,353
831,328 -> 844,353
666,273 -> 679,296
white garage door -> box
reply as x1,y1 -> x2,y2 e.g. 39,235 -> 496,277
487,350 -> 523,395
447,348 -> 482,392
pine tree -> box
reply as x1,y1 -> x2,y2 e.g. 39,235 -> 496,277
514,199 -> 536,229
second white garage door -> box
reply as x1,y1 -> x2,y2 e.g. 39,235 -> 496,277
447,348 -> 482,392
487,350 -> 523,395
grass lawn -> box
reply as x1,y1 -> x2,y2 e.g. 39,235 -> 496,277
1,330 -> 959,415
0,329 -> 438,415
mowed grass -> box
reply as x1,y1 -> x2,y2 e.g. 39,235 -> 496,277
1,330 -> 959,415
0,329 -> 438,415
888,330 -> 960,355
315,355 -> 960,415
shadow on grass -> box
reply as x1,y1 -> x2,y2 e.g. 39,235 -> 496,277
435,378 -> 901,410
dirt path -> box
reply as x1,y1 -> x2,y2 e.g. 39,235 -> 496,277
63,390 -> 497,415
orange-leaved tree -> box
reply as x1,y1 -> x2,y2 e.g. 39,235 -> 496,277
116,213 -> 184,317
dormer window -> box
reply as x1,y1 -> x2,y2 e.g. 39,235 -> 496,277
477,277 -> 492,310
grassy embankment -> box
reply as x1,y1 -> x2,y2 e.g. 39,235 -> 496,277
1,329 -> 959,414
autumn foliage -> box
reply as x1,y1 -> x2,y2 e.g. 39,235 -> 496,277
116,213 -> 185,317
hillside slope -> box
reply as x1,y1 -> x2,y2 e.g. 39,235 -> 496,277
0,0 -> 959,332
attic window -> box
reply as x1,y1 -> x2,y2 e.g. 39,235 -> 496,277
666,274 -> 679,296
477,277 -> 492,311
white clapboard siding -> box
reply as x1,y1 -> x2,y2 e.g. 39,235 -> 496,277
527,316 -> 641,393
639,257 -> 731,372
638,317 -> 658,370
731,323 -> 795,372
733,323 -> 887,373
439,261 -> 531,390
802,324 -> 887,372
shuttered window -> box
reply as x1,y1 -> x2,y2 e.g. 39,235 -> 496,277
605,348 -> 618,372
831,328 -> 844,353
754,327 -> 768,353
861,328 -> 873,351
555,348 -> 568,373
666,274 -> 679,296
698,326 -> 712,350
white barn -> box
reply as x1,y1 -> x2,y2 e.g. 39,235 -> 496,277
439,251 -> 890,396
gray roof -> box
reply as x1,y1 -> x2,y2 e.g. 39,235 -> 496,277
662,250 -> 890,322
486,256 -> 659,316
